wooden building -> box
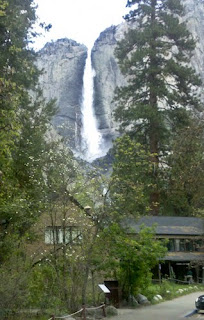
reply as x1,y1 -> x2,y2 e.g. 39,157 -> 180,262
124,216 -> 204,283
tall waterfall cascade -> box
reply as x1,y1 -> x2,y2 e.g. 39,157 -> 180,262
81,50 -> 105,162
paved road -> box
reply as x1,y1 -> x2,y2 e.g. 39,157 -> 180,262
111,291 -> 204,320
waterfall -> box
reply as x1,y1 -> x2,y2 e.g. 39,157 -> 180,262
81,49 -> 104,162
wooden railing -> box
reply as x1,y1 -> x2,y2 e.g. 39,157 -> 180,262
48,303 -> 106,320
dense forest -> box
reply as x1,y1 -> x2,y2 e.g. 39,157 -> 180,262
0,0 -> 203,317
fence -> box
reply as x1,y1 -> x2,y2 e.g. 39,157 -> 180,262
48,303 -> 106,320
153,277 -> 203,284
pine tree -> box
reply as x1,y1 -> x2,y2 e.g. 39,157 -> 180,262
0,0 -> 56,262
0,0 -> 39,175
113,0 -> 202,214
165,120 -> 204,216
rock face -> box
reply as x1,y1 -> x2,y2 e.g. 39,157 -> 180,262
37,0 -> 204,158
92,0 -> 204,145
37,38 -> 87,150
182,0 -> 204,84
91,24 -> 127,145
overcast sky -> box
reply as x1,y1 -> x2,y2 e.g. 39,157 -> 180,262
33,0 -> 129,50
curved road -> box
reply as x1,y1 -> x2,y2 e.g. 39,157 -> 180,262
111,291 -> 204,320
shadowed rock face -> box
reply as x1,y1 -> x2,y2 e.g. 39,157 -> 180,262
37,0 -> 204,159
37,38 -> 87,150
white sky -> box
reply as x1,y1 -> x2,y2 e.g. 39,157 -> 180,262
33,0 -> 129,50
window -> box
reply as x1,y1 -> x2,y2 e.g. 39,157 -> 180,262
185,239 -> 193,251
166,238 -> 204,252
45,226 -> 81,244
179,239 -> 185,252
167,239 -> 175,252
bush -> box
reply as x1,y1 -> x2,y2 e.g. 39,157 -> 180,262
106,306 -> 118,317
142,284 -> 160,302
158,280 -> 174,299
142,281 -> 203,303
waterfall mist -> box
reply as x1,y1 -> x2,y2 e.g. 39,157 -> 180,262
81,50 -> 105,162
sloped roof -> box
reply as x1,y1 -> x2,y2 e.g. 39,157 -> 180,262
124,216 -> 204,236
164,252 -> 204,261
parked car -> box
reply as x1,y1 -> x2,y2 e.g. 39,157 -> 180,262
195,295 -> 204,310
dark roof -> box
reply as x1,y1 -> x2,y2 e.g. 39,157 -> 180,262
164,252 -> 204,262
124,216 -> 204,236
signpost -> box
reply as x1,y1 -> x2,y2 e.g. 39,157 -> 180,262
98,284 -> 110,293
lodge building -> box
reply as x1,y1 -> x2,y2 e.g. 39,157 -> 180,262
125,216 -> 204,283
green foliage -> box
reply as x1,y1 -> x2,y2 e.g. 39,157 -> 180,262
94,223 -> 167,298
158,280 -> 175,299
0,0 -> 59,266
0,0 -> 39,166
113,0 -> 203,214
0,96 -> 58,262
110,134 -> 155,217
27,264 -> 63,310
110,118 -> 204,217
0,248 -> 31,311
162,121 -> 204,216
0,1 -> 7,17
143,281 -> 203,303
0,0 -> 38,210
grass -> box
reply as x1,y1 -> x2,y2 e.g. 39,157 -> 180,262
4,315 -> 49,320
4,282 -> 204,319
143,281 -> 204,304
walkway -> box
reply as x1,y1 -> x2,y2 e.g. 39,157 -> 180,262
111,291 -> 204,320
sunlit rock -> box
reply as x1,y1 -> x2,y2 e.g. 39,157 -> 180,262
92,24 -> 127,149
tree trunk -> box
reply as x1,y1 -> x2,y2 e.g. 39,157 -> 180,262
149,0 -> 160,215
91,270 -> 96,306
81,265 -> 89,304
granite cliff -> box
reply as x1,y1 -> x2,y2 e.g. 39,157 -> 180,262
37,0 -> 204,160
37,39 -> 87,151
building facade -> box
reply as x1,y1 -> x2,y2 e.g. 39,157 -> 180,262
125,216 -> 204,283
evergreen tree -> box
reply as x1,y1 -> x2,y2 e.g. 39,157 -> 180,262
0,0 -> 38,163
110,135 -> 151,218
0,0 -> 57,262
0,0 -> 39,196
164,120 -> 204,216
113,0 -> 202,214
